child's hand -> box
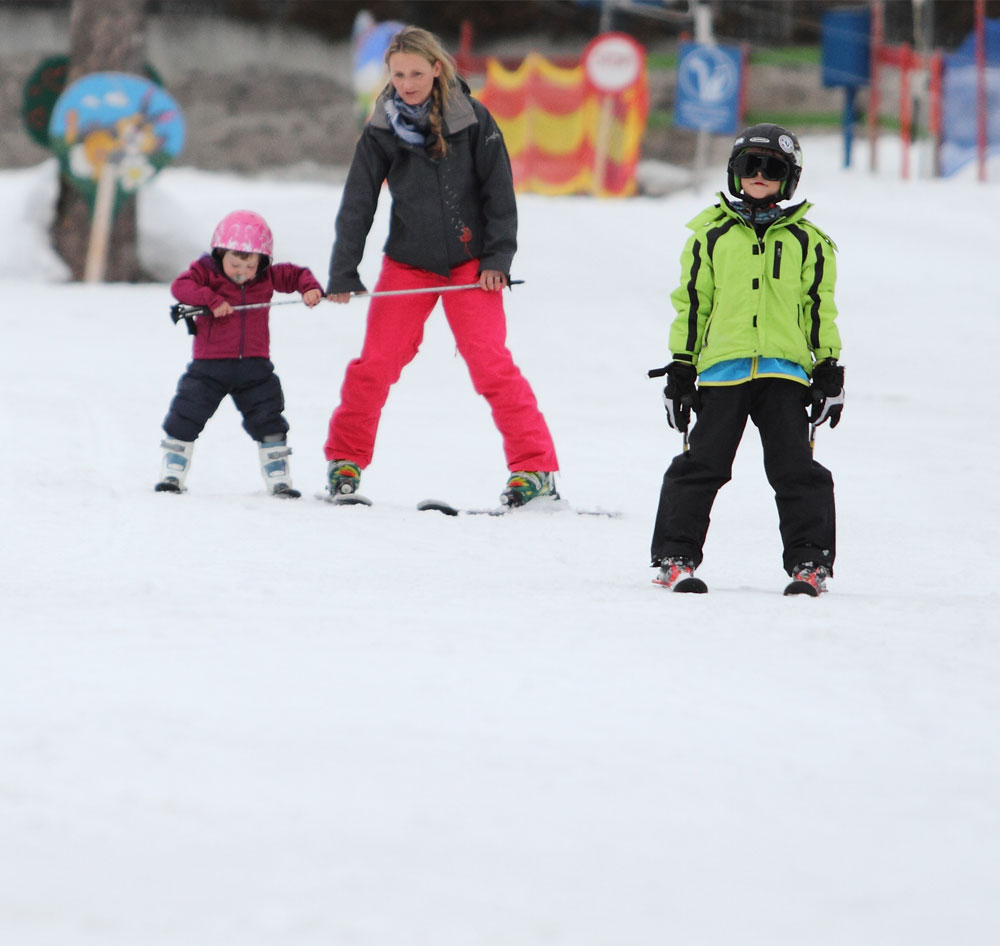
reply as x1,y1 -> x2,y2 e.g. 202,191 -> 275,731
212,301 -> 234,318
302,288 -> 323,308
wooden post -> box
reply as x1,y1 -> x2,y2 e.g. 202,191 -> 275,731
83,160 -> 117,283
592,95 -> 613,197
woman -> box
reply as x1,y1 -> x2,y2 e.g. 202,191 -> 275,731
324,26 -> 559,507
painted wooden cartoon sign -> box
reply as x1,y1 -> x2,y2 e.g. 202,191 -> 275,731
49,71 -> 184,208
48,72 -> 185,280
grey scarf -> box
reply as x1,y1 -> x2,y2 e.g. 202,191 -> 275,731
384,93 -> 431,147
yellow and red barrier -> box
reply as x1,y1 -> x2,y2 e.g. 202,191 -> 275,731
476,38 -> 648,197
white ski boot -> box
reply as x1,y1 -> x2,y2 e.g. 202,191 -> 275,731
155,438 -> 194,493
258,438 -> 301,498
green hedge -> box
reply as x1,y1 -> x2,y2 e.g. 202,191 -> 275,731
646,45 -> 822,72
647,110 -> 901,133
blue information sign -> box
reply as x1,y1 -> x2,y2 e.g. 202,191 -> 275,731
674,42 -> 743,134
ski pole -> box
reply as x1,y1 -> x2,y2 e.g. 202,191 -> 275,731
170,298 -> 303,324
169,279 -> 525,323
648,363 -> 694,452
809,422 -> 817,454
349,279 -> 523,300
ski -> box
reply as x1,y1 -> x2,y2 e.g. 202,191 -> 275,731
416,499 -> 464,516
416,498 -> 621,518
783,579 -> 821,597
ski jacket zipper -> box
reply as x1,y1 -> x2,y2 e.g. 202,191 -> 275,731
238,284 -> 246,358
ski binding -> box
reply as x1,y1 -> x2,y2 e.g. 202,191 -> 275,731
320,491 -> 373,507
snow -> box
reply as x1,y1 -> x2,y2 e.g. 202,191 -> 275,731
3,138 -> 1000,945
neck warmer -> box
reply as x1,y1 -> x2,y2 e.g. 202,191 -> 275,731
732,199 -> 786,231
384,93 -> 432,147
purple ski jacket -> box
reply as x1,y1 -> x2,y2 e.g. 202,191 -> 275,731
171,253 -> 323,360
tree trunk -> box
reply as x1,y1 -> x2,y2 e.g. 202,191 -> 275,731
51,0 -> 148,282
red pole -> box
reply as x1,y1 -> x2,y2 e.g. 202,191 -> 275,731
457,20 -> 474,76
975,0 -> 987,182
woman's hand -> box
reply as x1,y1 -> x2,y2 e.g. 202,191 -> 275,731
478,270 -> 507,292
327,292 -> 352,304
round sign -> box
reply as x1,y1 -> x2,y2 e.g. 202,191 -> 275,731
582,33 -> 645,94
48,71 -> 184,212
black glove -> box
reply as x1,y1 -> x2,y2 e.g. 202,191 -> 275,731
808,358 -> 845,428
661,361 -> 698,432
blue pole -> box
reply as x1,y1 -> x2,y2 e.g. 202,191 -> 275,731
842,85 -> 857,168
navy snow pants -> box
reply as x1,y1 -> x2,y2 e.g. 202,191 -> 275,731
162,358 -> 289,443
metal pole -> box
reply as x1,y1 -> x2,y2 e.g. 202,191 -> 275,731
912,0 -> 935,178
170,281 -> 524,320
351,280 -> 523,300
691,0 -> 715,190
976,0 -> 987,182
869,0 -> 884,173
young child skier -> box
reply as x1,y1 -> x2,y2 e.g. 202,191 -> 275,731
155,209 -> 324,497
650,124 -> 845,596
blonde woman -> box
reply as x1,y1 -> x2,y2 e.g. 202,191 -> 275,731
324,26 -> 559,508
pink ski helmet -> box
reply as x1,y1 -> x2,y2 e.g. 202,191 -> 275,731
210,210 -> 274,257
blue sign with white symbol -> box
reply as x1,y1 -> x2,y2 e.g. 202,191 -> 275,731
939,19 -> 1000,176
675,42 -> 743,134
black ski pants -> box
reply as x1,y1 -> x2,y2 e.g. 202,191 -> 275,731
650,378 -> 836,576
162,358 -> 289,443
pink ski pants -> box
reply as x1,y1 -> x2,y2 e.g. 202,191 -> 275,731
324,257 -> 558,472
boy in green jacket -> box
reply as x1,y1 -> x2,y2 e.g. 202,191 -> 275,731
650,124 -> 845,596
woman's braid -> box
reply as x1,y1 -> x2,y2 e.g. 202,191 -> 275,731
427,81 -> 447,159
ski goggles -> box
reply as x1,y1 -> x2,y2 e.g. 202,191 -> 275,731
732,151 -> 792,181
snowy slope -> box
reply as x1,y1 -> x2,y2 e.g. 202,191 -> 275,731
2,138 -> 999,945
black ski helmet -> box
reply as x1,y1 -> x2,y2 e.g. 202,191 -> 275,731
727,123 -> 803,200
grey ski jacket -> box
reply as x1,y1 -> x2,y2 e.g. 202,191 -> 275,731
327,82 -> 517,293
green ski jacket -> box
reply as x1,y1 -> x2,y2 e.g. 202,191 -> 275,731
669,194 -> 841,377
